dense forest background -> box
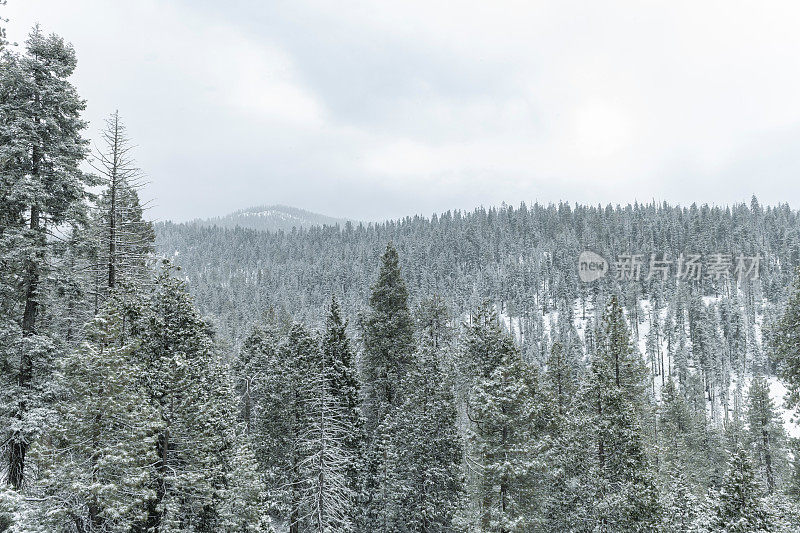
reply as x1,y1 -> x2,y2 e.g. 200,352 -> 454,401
4,17 -> 800,533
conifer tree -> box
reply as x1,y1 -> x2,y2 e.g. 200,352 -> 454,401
747,375 -> 786,494
384,297 -> 463,532
129,264 -> 241,532
709,447 -> 772,532
321,295 -> 363,522
31,306 -> 158,531
300,377 -> 353,533
662,470 -> 700,532
361,242 -> 415,428
579,295 -> 660,531
461,305 -> 546,532
360,243 -> 415,530
773,267 -> 800,411
87,111 -> 154,311
0,26 -> 92,490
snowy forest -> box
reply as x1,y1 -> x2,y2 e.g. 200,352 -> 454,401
5,14 -> 800,533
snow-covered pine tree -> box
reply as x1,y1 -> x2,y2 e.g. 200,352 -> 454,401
221,439 -> 276,533
709,447 -> 772,532
545,340 -> 578,418
540,337 -> 592,532
361,242 -> 415,427
360,242 -> 415,530
28,305 -> 158,531
264,323 -> 318,533
299,329 -> 355,533
461,304 -> 547,532
772,267 -> 800,412
579,295 -> 660,531
129,264 -> 241,532
383,297 -> 463,532
0,25 -> 92,491
747,374 -> 787,494
321,295 -> 363,525
657,376 -> 726,493
661,469 -> 700,532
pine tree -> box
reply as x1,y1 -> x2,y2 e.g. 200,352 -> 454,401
662,469 -> 700,532
772,267 -> 800,411
545,340 -> 578,418
787,438 -> 800,500
461,304 -> 546,532
361,242 -> 415,428
0,25 -> 92,490
747,375 -> 786,494
29,306 -> 158,531
360,242 -> 415,530
321,295 -> 363,526
221,439 -> 276,533
579,295 -> 660,531
129,264 -> 240,532
87,111 -> 154,311
709,447 -> 772,532
300,358 -> 354,533
384,297 -> 463,532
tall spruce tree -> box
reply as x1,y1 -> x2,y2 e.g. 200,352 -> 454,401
579,295 -> 660,531
361,242 -> 415,428
300,332 -> 354,533
709,447 -> 772,532
747,375 -> 786,494
773,267 -> 800,411
0,26 -> 91,490
459,304 -> 546,532
87,111 -> 154,311
384,297 -> 463,532
129,264 -> 241,532
321,296 -> 363,529
360,243 -> 415,530
29,305 -> 158,531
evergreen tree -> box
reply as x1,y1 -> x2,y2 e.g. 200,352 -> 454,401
579,295 -> 660,531
0,25 -> 92,490
361,242 -> 415,428
321,295 -> 363,526
360,243 -> 415,530
662,469 -> 700,532
384,297 -> 463,532
460,305 -> 546,532
747,375 -> 786,494
129,264 -> 240,532
300,345 -> 355,533
773,267 -> 800,411
709,447 -> 772,532
30,306 -> 158,531
87,111 -> 154,311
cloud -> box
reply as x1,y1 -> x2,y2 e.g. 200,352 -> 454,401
5,0 -> 800,221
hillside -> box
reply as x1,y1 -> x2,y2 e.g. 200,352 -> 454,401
197,204 -> 350,233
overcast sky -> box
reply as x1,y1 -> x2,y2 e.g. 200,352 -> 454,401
5,1 -> 800,222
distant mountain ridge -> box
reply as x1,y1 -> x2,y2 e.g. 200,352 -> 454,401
198,205 -> 350,233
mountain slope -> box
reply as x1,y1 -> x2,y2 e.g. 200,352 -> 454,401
199,205 -> 349,233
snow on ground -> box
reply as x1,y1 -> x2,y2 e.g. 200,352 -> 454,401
493,293 -> 800,439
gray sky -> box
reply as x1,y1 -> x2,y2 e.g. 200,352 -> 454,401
5,1 -> 800,222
